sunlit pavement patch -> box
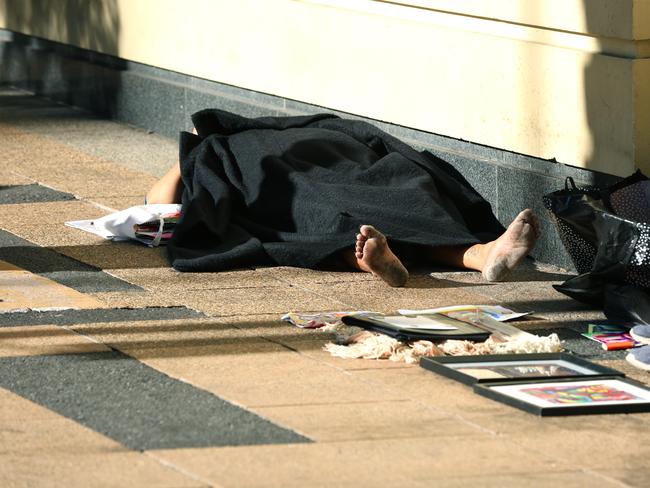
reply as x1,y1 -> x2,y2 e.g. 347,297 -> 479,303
0,261 -> 104,312
0,352 -> 311,450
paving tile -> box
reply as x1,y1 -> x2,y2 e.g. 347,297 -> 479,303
0,388 -> 58,421
89,290 -> 190,309
3,223 -> 109,247
0,451 -> 207,487
0,199 -> 106,224
3,133 -> 153,198
152,436 -> 566,488
42,163 -> 154,198
268,266 -> 376,285
0,183 -> 75,205
600,359 -> 650,385
0,417 -> 123,455
295,278 -> 498,314
0,325 -> 109,357
71,317 -> 274,350
123,341 -> 405,407
0,170 -> 34,186
109,267 -> 281,291
0,351 -> 308,451
5,137 -> 101,178
351,367 -> 509,416
419,471 -> 623,488
502,417 -> 650,471
203,313 -> 337,343
90,195 -> 151,210
55,241 -> 170,269
0,306 -> 204,328
253,400 -> 483,442
178,286 -> 348,316
0,266 -> 104,312
597,470 -> 650,488
37,126 -> 177,178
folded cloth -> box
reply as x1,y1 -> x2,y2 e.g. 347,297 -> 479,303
65,204 -> 182,247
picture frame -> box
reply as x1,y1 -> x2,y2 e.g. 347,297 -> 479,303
474,376 -> 650,416
419,353 -> 623,386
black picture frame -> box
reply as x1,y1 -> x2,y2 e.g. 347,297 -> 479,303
473,376 -> 650,416
419,353 -> 623,386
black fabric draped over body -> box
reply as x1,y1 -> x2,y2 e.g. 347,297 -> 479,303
167,109 -> 504,272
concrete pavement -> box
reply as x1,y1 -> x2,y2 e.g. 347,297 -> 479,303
1,87 -> 649,487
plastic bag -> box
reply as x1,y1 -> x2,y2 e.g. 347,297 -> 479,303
65,204 -> 182,247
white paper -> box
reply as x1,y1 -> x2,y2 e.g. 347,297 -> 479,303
398,305 -> 530,322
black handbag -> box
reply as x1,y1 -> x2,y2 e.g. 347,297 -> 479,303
543,171 -> 650,314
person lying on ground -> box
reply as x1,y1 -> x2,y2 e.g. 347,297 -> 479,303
147,109 -> 540,287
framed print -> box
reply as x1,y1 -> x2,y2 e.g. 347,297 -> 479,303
419,353 -> 623,386
474,377 -> 650,416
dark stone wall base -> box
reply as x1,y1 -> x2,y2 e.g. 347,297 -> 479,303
0,29 -> 622,271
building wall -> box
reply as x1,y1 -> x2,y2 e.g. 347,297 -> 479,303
1,0 -> 649,176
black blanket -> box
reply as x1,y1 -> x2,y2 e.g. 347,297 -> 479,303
168,109 -> 504,271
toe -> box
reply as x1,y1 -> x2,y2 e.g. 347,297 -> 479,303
359,225 -> 374,237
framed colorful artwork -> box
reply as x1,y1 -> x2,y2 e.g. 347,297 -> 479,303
419,353 -> 623,386
474,377 -> 650,416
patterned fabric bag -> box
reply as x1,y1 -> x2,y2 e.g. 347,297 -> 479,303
543,171 -> 650,294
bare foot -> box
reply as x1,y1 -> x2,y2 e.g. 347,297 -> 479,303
355,225 -> 409,287
481,209 -> 540,282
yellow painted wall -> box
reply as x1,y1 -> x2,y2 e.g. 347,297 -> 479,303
1,0 -> 648,175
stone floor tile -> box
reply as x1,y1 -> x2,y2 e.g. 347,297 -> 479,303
91,195 -> 152,211
43,167 -> 153,199
0,325 -> 110,357
501,414 -> 650,470
351,367 -> 509,416
595,470 -> 650,488
2,132 -> 91,171
599,359 -> 650,384
178,286 -> 348,316
0,417 -> 123,455
0,170 -> 34,186
0,388 -> 58,421
89,290 -> 189,309
268,266 -> 376,285
35,126 -> 177,176
71,317 -> 275,350
6,223 -> 106,247
152,436 -> 566,488
0,451 -> 208,487
109,267 -> 281,291
55,241 -> 170,269
417,471 -> 623,488
0,267 -> 104,312
216,314 -> 337,342
296,280 -> 497,314
71,314 -> 334,349
123,341 -> 405,407
253,400 -> 484,442
0,200 -> 104,224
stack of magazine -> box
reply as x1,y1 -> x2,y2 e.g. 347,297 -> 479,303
342,312 -> 491,342
132,210 -> 181,245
